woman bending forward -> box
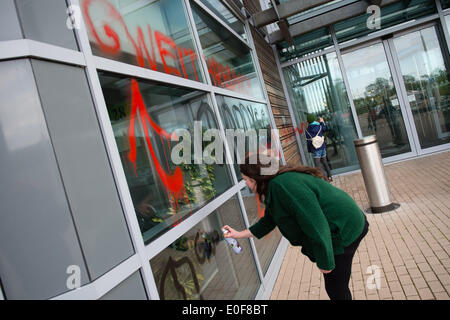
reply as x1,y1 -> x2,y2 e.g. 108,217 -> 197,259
223,157 -> 369,300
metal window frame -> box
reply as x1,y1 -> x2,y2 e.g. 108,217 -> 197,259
436,0 -> 450,52
51,255 -> 142,300
337,14 -> 440,51
0,0 -> 281,301
192,0 -> 249,45
272,44 -> 308,166
279,46 -> 336,69
330,25 -> 363,139
244,18 -> 289,296
387,20 -> 450,156
0,39 -> 86,66
67,0 -> 161,300
287,0 -> 360,25
337,18 -> 450,160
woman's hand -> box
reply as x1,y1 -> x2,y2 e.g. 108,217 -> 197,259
222,225 -> 253,239
319,269 -> 333,274
222,225 -> 240,238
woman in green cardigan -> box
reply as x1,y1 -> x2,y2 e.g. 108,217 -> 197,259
223,157 -> 369,300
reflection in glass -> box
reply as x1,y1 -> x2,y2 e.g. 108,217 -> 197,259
342,43 -> 411,157
393,26 -> 450,148
215,95 -> 273,180
240,187 -> 281,275
333,0 -> 436,44
199,0 -> 246,40
15,0 -> 79,50
99,72 -> 232,243
191,2 -> 263,98
81,0 -> 203,82
150,196 -> 260,300
283,52 -> 359,173
446,15 -> 450,38
287,0 -> 344,25
277,27 -> 333,63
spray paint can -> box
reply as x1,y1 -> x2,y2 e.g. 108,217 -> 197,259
222,228 -> 242,254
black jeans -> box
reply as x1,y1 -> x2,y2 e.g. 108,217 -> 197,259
313,157 -> 332,179
323,216 -> 369,300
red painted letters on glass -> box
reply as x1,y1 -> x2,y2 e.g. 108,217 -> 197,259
82,0 -> 252,95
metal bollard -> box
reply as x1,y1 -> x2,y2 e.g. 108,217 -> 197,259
354,136 -> 399,213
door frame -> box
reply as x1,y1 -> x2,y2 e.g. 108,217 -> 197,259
388,21 -> 450,156
340,38 -> 419,164
340,20 -> 450,163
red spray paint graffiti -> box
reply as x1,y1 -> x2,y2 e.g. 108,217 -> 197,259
256,196 -> 265,219
128,79 -> 191,226
82,0 -> 251,94
295,122 -> 304,134
256,196 -> 278,238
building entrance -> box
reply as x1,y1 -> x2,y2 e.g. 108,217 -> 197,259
342,23 -> 450,160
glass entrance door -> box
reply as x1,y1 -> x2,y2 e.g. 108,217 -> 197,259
283,52 -> 360,174
341,23 -> 450,160
341,42 -> 413,159
391,25 -> 450,151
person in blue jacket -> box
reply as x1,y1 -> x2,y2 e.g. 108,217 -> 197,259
306,116 -> 333,182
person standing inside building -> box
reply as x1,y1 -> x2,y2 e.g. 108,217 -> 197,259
305,115 -> 333,182
222,155 -> 369,300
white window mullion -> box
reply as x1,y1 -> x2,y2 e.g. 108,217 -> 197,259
51,254 -> 141,300
145,184 -> 241,259
68,0 -> 160,300
191,0 -> 250,48
0,39 -> 86,67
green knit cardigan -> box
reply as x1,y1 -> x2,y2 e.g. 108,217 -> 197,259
249,171 -> 366,270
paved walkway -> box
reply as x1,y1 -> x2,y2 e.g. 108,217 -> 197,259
270,151 -> 450,300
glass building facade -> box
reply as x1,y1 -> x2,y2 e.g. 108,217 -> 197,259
1,0 -> 450,301
278,0 -> 450,175
0,0 -> 284,300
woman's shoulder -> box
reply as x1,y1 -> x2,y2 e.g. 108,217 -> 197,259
270,171 -> 326,190
269,171 -> 308,188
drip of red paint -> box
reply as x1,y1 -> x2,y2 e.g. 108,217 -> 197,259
256,196 -> 272,239
127,79 -> 190,226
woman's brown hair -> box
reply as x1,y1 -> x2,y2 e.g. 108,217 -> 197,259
239,154 -> 324,202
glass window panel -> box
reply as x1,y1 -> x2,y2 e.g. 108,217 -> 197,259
100,270 -> 148,300
393,26 -> 450,148
342,43 -> 412,157
287,0 -> 345,25
15,0 -> 79,50
445,15 -> 450,44
118,0 -> 138,8
81,0 -> 203,82
442,0 -> 450,9
30,59 -> 135,279
277,27 -> 333,63
191,2 -> 263,98
0,58 -> 89,300
334,0 -> 437,44
283,52 -> 360,173
0,0 -> 23,41
240,186 -> 281,275
199,0 -> 246,41
98,72 -> 233,243
215,95 -> 274,180
150,195 -> 261,300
